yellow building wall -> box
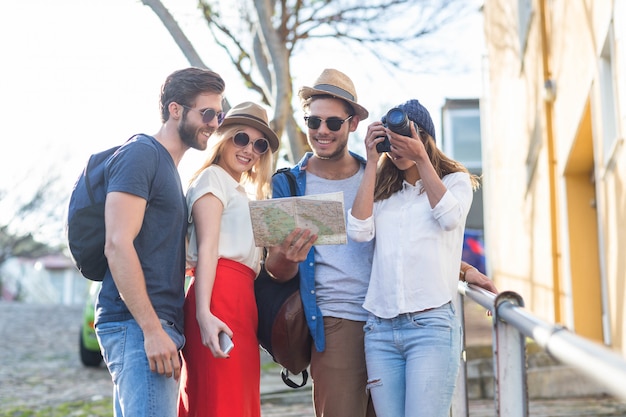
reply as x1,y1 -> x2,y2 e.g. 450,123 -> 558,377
482,0 -> 557,315
482,0 -> 625,353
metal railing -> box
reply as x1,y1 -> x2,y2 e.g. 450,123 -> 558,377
452,282 -> 626,417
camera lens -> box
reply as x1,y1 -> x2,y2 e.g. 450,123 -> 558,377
385,108 -> 411,137
386,108 -> 406,126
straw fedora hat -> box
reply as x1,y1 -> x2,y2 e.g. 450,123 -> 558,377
298,69 -> 369,120
218,102 -> 280,152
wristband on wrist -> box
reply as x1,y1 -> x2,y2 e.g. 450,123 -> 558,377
460,266 -> 477,281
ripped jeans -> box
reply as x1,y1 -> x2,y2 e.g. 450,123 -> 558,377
363,302 -> 461,417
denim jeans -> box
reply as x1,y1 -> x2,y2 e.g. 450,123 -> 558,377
363,302 -> 461,417
96,319 -> 185,417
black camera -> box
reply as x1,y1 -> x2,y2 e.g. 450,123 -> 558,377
376,107 -> 414,153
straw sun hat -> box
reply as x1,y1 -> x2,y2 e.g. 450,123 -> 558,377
298,69 -> 369,120
218,101 -> 280,152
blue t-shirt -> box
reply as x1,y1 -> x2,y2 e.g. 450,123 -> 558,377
95,134 -> 188,334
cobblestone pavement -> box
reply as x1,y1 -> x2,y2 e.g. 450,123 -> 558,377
1,301 -> 626,416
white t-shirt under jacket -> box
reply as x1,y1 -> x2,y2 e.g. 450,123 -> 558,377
347,172 -> 472,319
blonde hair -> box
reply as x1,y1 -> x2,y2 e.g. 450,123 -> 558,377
373,129 -> 480,202
189,125 -> 274,200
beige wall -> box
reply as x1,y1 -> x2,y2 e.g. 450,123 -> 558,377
482,0 -> 625,354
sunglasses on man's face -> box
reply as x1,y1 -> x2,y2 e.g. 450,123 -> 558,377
232,132 -> 270,155
181,104 -> 225,125
304,115 -> 353,131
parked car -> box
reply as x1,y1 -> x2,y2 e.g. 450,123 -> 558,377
462,228 -> 486,275
79,272 -> 193,367
79,281 -> 102,367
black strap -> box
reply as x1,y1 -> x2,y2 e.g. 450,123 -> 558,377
281,368 -> 309,389
274,167 -> 298,197
84,134 -> 143,205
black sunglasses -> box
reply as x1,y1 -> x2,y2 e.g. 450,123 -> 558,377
304,115 -> 353,131
232,132 -> 270,155
181,104 -> 225,125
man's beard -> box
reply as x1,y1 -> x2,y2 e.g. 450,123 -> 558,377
179,117 -> 212,150
311,137 -> 348,161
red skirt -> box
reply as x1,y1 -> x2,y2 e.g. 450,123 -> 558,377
178,258 -> 260,417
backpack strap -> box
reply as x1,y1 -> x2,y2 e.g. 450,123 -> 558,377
274,167 -> 298,197
104,134 -> 159,205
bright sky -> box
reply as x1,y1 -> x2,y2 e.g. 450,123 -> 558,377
0,0 -> 484,245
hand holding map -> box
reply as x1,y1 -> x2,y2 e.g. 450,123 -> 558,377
248,192 -> 347,247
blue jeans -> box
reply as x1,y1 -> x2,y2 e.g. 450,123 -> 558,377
96,319 -> 185,417
363,302 -> 461,417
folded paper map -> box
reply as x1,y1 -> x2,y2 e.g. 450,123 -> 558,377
249,191 -> 347,247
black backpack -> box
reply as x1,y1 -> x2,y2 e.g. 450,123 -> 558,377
66,144 -> 121,281
67,135 -> 154,281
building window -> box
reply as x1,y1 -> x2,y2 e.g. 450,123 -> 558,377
598,24 -> 620,169
443,107 -> 482,170
518,0 -> 533,62
526,115 -> 542,188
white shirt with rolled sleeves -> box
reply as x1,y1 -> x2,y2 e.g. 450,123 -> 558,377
347,172 -> 473,319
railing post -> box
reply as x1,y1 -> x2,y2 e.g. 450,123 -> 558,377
451,293 -> 468,417
493,291 -> 528,417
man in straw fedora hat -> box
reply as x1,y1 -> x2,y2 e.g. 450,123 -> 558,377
265,69 -> 493,417
265,68 -> 376,416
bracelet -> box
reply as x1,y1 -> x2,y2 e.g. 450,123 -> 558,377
460,266 -> 477,281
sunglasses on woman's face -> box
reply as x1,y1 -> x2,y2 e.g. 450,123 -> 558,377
232,132 -> 270,155
181,104 -> 226,125
304,115 -> 353,131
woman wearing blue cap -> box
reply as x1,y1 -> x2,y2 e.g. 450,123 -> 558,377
347,99 -> 479,417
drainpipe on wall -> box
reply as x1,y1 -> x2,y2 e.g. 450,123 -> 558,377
539,0 -> 563,322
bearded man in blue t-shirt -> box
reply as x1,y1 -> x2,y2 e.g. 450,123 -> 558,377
95,67 -> 225,417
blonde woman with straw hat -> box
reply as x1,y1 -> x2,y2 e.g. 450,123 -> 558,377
178,102 -> 279,417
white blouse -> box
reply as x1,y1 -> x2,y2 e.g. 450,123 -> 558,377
347,172 -> 472,319
186,165 -> 262,275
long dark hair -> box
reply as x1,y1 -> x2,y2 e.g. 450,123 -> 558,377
373,129 -> 480,202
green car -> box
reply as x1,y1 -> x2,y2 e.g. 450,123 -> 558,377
79,273 -> 193,367
79,281 -> 103,367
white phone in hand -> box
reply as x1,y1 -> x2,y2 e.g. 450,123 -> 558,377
218,331 -> 234,354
